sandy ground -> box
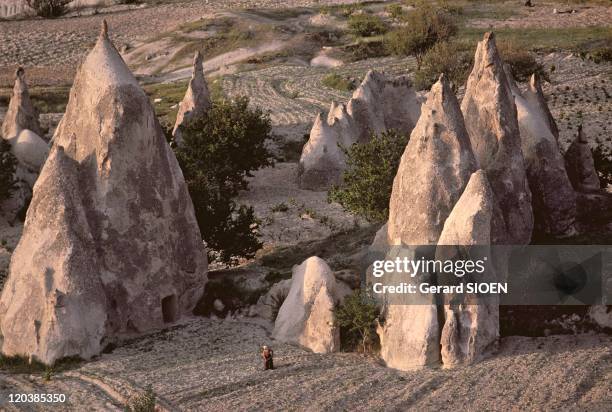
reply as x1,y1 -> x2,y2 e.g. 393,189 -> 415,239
469,2 -> 612,29
0,0 -> 356,86
0,317 -> 610,411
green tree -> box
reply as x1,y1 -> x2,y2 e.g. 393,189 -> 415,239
0,139 -> 17,203
384,6 -> 457,68
328,130 -> 408,222
175,97 -> 273,264
335,289 -> 380,353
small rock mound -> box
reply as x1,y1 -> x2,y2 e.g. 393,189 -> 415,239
461,32 -> 533,245
564,125 -> 600,193
0,22 -> 208,365
172,51 -> 211,145
273,256 -> 344,353
1,67 -> 43,140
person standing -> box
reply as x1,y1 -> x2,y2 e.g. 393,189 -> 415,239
261,345 -> 274,370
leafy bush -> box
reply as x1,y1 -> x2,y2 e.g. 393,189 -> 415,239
125,385 -> 156,412
25,0 -> 70,18
344,40 -> 390,62
321,72 -> 356,92
386,4 -> 405,19
347,13 -> 388,37
335,289 -> 380,353
414,41 -> 473,91
593,146 -> 612,188
0,139 -> 17,203
384,6 -> 457,68
328,129 -> 408,222
498,41 -> 549,83
588,47 -> 612,64
175,97 -> 273,264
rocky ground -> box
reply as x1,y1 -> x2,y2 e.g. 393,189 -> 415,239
0,317 -> 610,410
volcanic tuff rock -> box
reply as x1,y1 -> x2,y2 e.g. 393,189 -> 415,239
297,103 -> 357,190
347,70 -> 422,143
0,22 -> 207,365
273,257 -> 346,353
461,32 -> 533,245
378,75 -> 477,371
564,125 -> 601,193
173,51 -> 211,146
0,68 -> 49,222
505,68 -> 576,237
1,67 -> 43,140
436,170 -> 499,367
387,74 -> 477,246
298,71 -> 422,190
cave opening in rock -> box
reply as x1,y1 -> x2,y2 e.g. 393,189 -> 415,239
161,294 -> 178,323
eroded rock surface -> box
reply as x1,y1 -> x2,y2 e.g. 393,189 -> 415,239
379,75 -> 477,371
0,22 -> 207,365
273,256 -> 344,353
461,32 -> 533,245
298,71 -> 422,190
565,125 -> 601,193
172,51 -> 211,146
437,170 -> 499,367
506,69 -> 576,237
1,67 -> 42,140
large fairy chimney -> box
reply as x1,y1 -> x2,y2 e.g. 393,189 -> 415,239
461,32 -> 533,245
378,75 -> 477,371
172,51 -> 211,146
0,21 -> 208,365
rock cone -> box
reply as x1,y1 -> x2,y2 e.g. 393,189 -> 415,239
273,256 -> 344,353
1,67 -> 42,140
347,71 -> 422,143
297,107 -> 354,190
387,74 -> 477,245
0,22 -> 207,365
378,75 -> 477,371
565,125 -> 601,193
461,32 -> 533,245
506,69 -> 576,237
437,170 -> 499,367
298,71 -> 422,190
173,51 -> 211,146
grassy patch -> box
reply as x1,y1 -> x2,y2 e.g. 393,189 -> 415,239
458,26 -> 612,53
0,354 -> 82,374
245,7 -> 312,20
143,80 -> 188,124
0,86 -> 70,115
321,72 -> 356,92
